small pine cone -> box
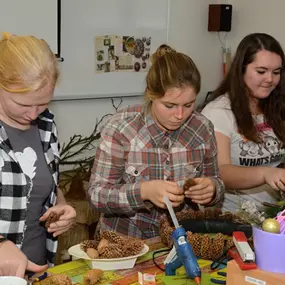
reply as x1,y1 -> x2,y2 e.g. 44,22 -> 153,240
183,178 -> 196,192
211,233 -> 225,260
34,274 -> 72,285
99,244 -> 124,258
80,240 -> 97,252
122,238 -> 144,257
225,237 -> 234,251
45,212 -> 61,229
84,269 -> 103,285
200,235 -> 212,260
187,232 -> 201,257
100,231 -> 123,244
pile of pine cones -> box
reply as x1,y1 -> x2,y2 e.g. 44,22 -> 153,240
159,208 -> 242,260
80,231 -> 144,259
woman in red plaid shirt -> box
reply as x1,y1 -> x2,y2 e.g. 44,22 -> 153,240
88,45 -> 224,238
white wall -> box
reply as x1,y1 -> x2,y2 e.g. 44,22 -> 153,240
227,0 -> 285,53
51,0 -> 225,145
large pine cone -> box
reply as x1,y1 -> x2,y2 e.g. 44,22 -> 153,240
187,232 -> 201,257
200,235 -> 212,260
98,244 -> 124,258
122,238 -> 144,257
100,231 -> 123,244
210,233 -> 225,260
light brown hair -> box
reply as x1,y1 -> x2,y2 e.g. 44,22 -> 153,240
145,44 -> 201,101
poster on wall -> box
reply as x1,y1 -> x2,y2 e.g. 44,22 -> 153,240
95,35 -> 151,73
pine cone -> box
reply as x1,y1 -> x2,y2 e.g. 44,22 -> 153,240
176,209 -> 196,221
211,233 -> 225,260
98,244 -> 124,258
100,231 -> 123,244
80,240 -> 97,252
225,237 -> 234,251
159,221 -> 174,248
84,269 -> 103,285
187,232 -> 201,257
204,208 -> 220,219
194,210 -> 205,220
33,274 -> 72,285
45,212 -> 61,229
200,235 -> 212,260
122,238 -> 144,257
183,178 -> 196,192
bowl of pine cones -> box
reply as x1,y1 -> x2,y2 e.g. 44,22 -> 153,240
68,231 -> 149,270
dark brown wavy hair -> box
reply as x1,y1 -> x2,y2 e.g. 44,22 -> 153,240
204,33 -> 285,143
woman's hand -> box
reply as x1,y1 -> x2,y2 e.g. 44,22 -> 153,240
40,204 -> 76,237
262,167 -> 285,191
184,177 -> 216,204
0,240 -> 47,277
141,180 -> 184,208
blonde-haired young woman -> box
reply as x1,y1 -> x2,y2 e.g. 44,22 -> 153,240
88,45 -> 224,239
0,33 -> 76,277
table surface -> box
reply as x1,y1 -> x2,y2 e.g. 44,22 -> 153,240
49,237 -> 227,285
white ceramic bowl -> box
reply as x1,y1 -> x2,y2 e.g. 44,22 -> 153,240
68,243 -> 149,270
0,276 -> 27,285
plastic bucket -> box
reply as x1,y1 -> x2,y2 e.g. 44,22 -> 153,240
253,226 -> 285,273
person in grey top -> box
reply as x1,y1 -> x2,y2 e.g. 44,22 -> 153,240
0,32 -> 76,277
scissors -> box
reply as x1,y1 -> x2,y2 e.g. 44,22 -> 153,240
210,271 -> 227,284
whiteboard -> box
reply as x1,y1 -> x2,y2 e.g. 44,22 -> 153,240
0,0 -> 59,55
55,0 -> 170,100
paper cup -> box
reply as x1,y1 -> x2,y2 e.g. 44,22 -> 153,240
0,276 -> 27,285
253,226 -> 285,273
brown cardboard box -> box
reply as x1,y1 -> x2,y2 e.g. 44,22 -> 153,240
226,260 -> 285,285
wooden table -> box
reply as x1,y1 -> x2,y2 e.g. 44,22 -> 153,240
49,237 -> 227,285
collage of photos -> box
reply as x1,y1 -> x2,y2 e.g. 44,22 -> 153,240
95,35 -> 151,73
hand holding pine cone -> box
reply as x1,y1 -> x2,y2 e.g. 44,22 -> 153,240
45,211 -> 63,229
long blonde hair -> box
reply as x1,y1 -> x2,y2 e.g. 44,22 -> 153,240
0,32 -> 59,93
144,44 -> 201,101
